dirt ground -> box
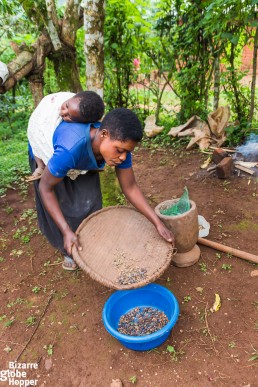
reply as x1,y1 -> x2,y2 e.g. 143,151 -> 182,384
0,147 -> 258,387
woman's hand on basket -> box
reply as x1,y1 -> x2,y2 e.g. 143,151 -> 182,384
156,222 -> 175,248
63,229 -> 82,255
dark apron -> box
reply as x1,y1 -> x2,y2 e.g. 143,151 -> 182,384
29,156 -> 102,255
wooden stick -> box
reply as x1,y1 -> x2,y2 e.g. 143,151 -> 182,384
209,146 -> 236,153
235,161 -> 258,168
198,237 -> 258,264
235,165 -> 255,175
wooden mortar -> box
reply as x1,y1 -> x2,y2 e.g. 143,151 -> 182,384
155,199 -> 200,267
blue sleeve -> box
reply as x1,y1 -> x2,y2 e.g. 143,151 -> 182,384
28,143 -> 34,159
47,146 -> 75,178
117,152 -> 132,169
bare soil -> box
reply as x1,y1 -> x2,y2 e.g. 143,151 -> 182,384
0,147 -> 258,387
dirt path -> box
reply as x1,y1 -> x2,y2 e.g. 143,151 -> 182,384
0,147 -> 258,387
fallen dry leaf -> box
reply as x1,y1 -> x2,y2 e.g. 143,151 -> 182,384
210,293 -> 221,312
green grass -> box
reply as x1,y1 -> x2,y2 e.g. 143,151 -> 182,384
0,131 -> 30,195
0,92 -> 33,194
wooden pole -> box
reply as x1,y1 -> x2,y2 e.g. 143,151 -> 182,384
198,237 -> 258,264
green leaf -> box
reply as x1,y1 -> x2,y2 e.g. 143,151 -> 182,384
166,345 -> 176,353
231,35 -> 239,46
129,375 -> 137,384
249,353 -> 258,361
221,32 -> 234,40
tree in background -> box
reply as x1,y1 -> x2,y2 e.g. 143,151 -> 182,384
0,0 -> 257,135
151,0 -> 214,122
84,0 -> 105,98
1,1 -> 85,106
104,0 -> 144,109
202,0 -> 258,124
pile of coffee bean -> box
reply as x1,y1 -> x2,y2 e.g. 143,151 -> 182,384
118,306 -> 169,336
117,267 -> 147,285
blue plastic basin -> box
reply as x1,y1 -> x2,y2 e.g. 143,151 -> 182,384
102,284 -> 179,351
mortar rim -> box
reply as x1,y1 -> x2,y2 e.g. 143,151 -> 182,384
155,199 -> 197,219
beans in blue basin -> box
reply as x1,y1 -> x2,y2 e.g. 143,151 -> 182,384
118,306 -> 169,336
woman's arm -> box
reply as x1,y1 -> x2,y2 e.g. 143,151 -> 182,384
39,168 -> 82,255
116,167 -> 175,247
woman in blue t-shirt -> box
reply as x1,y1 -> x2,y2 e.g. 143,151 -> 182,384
30,108 -> 175,270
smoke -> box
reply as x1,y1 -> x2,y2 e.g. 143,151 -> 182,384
237,133 -> 258,160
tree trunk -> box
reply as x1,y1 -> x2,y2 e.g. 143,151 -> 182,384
50,49 -> 83,92
28,72 -> 44,107
249,26 -> 258,123
155,80 -> 168,123
213,54 -> 220,111
84,0 -> 105,97
229,44 -> 242,121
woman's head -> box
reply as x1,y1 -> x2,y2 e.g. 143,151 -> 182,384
98,108 -> 143,167
100,108 -> 143,142
60,91 -> 105,123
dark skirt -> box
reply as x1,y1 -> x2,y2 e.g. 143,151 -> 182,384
29,156 -> 102,255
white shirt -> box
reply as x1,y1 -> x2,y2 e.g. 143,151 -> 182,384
27,92 -> 75,164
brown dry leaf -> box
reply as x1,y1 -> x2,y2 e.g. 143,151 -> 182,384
207,106 -> 230,137
144,115 -> 164,137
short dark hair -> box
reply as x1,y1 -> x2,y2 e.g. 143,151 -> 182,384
100,108 -> 143,142
74,91 -> 105,122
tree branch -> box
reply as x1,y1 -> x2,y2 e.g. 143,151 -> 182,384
62,0 -> 81,46
45,0 -> 59,30
45,0 -> 62,51
0,34 -> 52,94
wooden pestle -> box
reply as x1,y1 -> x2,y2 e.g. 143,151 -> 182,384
198,237 -> 258,264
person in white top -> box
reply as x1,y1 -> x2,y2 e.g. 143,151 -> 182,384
0,61 -> 9,85
27,90 -> 105,181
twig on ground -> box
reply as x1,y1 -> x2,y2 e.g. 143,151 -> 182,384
207,370 -> 230,381
100,289 -> 113,294
30,255 -> 34,271
201,169 -> 216,182
0,339 -> 23,347
204,302 -> 218,354
191,294 -> 206,304
15,292 -> 54,362
47,261 -> 63,266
